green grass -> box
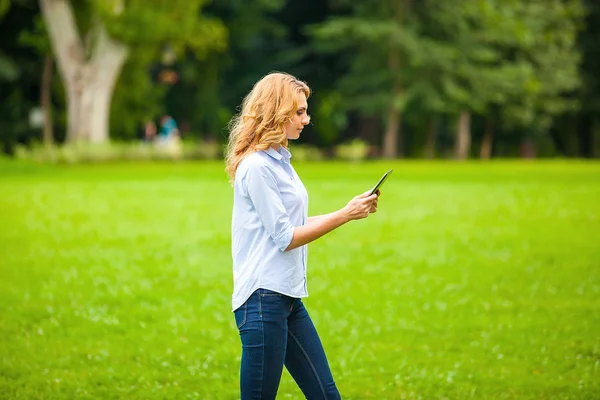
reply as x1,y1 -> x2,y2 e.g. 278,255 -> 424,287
1,159 -> 599,399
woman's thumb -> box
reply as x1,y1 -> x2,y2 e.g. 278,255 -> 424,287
361,190 -> 374,198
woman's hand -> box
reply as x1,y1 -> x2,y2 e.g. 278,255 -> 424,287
370,189 -> 380,213
342,190 -> 379,221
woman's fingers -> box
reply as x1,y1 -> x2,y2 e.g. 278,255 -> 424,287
369,198 -> 378,213
346,192 -> 380,219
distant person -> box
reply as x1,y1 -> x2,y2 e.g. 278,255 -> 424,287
143,120 -> 157,142
158,115 -> 180,143
225,72 -> 381,399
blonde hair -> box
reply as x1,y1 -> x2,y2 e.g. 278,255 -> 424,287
225,72 -> 311,183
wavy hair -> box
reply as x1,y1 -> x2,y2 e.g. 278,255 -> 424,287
225,72 -> 311,183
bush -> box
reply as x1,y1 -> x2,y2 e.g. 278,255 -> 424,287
289,144 -> 325,161
181,139 -> 223,160
13,139 -> 223,164
333,139 -> 370,162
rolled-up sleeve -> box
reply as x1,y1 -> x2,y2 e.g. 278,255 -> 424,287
245,163 -> 295,251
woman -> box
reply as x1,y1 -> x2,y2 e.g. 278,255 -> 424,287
225,72 -> 379,399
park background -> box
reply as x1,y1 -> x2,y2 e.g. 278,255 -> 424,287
1,0 -> 599,399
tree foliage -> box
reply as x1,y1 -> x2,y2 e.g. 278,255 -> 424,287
39,0 -> 226,142
1,0 -> 597,157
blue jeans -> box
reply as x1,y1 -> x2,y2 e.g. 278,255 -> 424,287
234,289 -> 341,399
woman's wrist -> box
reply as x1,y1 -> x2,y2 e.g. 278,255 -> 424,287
335,207 -> 351,224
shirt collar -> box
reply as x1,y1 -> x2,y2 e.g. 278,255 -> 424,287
264,146 -> 292,162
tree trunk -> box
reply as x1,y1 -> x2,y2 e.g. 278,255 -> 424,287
383,103 -> 401,158
593,116 -> 599,158
41,54 -> 54,146
356,115 -> 381,145
382,49 -> 402,158
356,115 -> 382,157
40,0 -> 128,143
382,2 -> 406,159
479,115 -> 494,159
566,115 -> 578,157
577,114 -> 593,158
424,117 -> 436,159
455,111 -> 471,159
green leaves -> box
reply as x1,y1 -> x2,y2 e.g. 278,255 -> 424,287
0,0 -> 9,18
0,50 -> 20,82
311,0 -> 584,127
102,0 -> 226,55
312,91 -> 347,146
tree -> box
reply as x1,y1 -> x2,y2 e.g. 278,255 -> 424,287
311,0 -> 584,159
19,14 -> 56,145
576,0 -> 600,157
145,0 -> 291,141
39,0 -> 225,143
411,0 -> 583,159
0,0 -> 48,153
310,0 -> 422,158
410,0 -> 539,159
498,0 -> 583,157
0,0 -> 21,83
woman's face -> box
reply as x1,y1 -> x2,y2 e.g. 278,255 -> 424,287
285,92 -> 310,140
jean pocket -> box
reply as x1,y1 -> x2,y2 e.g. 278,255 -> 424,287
234,303 -> 247,329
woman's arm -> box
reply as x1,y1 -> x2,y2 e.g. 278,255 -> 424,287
307,215 -> 328,225
285,191 -> 379,251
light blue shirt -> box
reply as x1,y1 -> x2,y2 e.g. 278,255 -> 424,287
231,146 -> 309,311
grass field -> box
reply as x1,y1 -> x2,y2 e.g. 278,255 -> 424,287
1,159 -> 599,399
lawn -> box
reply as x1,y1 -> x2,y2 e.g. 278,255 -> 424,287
0,159 -> 599,399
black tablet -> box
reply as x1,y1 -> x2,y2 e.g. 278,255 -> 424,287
370,169 -> 393,196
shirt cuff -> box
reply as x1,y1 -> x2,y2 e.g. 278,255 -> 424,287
273,223 -> 295,252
